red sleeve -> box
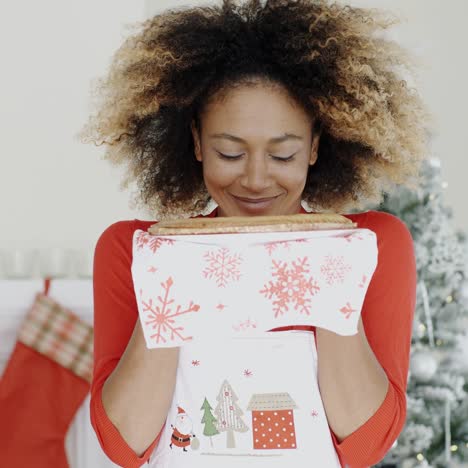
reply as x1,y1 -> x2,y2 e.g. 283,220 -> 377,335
329,210 -> 417,468
91,219 -> 164,468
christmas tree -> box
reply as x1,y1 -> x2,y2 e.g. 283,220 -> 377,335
201,397 -> 219,447
364,157 -> 468,468
213,379 -> 249,448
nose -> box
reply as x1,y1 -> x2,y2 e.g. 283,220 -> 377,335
239,154 -> 273,193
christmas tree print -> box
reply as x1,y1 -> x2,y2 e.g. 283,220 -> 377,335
214,379 -> 249,448
260,257 -> 320,318
135,230 -> 175,252
202,247 -> 243,287
140,277 -> 200,345
320,254 -> 352,285
200,397 -> 219,447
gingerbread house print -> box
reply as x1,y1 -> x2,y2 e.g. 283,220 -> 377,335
246,392 -> 297,450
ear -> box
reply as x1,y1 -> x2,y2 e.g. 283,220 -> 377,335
191,120 -> 202,162
309,124 -> 322,166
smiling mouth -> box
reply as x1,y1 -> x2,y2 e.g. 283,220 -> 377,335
230,194 -> 280,212
233,195 -> 279,203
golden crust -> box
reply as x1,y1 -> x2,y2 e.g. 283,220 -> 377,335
148,213 -> 356,235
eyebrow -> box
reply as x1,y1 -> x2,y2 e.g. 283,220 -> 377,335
208,132 -> 303,144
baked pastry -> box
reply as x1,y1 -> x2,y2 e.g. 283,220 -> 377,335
148,212 -> 356,235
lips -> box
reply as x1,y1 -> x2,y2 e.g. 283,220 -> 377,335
231,194 -> 279,213
234,196 -> 278,203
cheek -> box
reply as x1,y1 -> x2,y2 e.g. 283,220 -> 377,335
202,158 -> 238,187
273,164 -> 308,189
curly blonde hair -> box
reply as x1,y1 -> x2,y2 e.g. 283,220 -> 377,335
78,0 -> 433,219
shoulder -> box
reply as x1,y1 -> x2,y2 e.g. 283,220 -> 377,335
94,219 -> 157,267
95,219 -> 155,249
342,209 -> 414,248
95,208 -> 216,248
94,214 -> 212,258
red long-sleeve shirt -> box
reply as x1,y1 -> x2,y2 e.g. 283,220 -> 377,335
91,206 -> 416,468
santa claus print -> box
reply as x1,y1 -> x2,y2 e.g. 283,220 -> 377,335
169,406 -> 196,452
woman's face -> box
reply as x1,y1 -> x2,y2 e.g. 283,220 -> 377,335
191,82 -> 321,217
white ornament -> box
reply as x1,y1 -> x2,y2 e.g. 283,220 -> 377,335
460,281 -> 468,301
454,332 -> 468,372
413,320 -> 426,339
410,350 -> 438,382
429,157 -> 441,168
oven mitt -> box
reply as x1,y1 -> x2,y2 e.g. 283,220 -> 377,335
131,228 -> 377,349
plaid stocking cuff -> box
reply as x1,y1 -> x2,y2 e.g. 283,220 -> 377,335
17,292 -> 94,382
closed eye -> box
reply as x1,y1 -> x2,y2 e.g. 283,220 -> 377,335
271,154 -> 296,162
216,152 -> 296,162
217,152 -> 243,160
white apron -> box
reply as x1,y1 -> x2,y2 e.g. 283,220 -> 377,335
146,330 -> 342,468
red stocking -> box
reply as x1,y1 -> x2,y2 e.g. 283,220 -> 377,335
0,283 -> 93,467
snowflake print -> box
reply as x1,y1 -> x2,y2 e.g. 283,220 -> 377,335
340,302 -> 358,319
141,277 -> 200,344
320,255 -> 352,285
243,369 -> 253,377
135,231 -> 150,250
202,247 -> 242,287
135,230 -> 175,253
191,360 -> 200,366
342,232 -> 365,243
260,257 -> 320,318
358,274 -> 367,288
216,303 -> 226,311
310,410 -> 318,417
263,238 -> 308,256
232,318 -> 257,332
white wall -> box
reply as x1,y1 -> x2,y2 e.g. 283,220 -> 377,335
0,0 -> 147,254
1,0 -> 467,254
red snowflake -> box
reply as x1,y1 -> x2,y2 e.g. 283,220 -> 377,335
202,247 -> 242,287
343,233 -> 365,243
259,257 -> 320,318
141,277 -> 200,344
310,410 -> 318,417
216,303 -> 226,311
339,302 -> 358,319
135,231 -> 175,253
263,238 -> 308,256
191,360 -> 200,366
358,274 -> 367,288
320,255 -> 351,285
243,369 -> 253,377
232,318 -> 257,332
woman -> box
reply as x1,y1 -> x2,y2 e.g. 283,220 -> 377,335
80,1 -> 431,467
